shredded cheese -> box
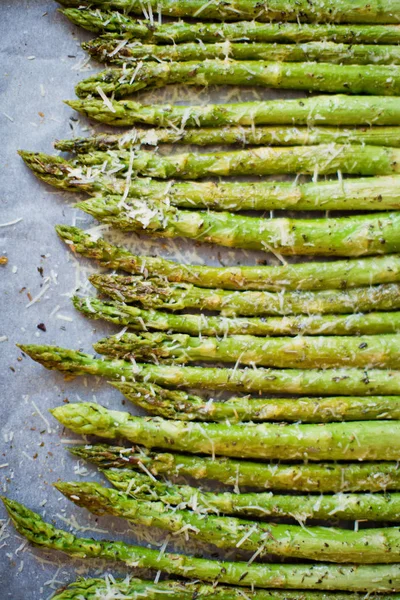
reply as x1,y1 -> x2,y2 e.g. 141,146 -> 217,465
96,86 -> 116,113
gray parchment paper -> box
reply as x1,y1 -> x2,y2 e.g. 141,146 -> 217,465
0,3 -> 307,598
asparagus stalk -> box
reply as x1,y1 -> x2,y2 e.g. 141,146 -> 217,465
103,469 -> 400,522
51,401 -> 400,460
66,95 -> 400,127
57,480 -> 400,563
56,225 -> 400,291
56,0 -> 400,25
83,37 -> 400,66
56,126 -> 400,151
61,9 -> 400,44
75,145 -> 400,178
52,576 -> 400,600
70,444 -> 400,492
111,380 -> 400,422
94,331 -> 400,369
75,61 -> 400,98
89,275 -> 400,317
74,295 -> 400,336
21,151 -> 400,212
78,196 -> 400,257
20,344 -> 400,395
4,498 -> 400,593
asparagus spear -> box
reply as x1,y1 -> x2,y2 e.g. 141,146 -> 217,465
20,344 -> 400,395
78,196 -> 400,257
94,331 -> 400,369
70,444 -> 400,492
111,380 -> 400,422
61,9 -> 400,44
52,576 -> 400,600
75,145 -> 400,178
56,126 -> 400,151
57,480 -> 400,563
56,0 -> 400,25
4,498 -> 400,593
103,469 -> 400,521
56,225 -> 400,291
75,61 -> 400,98
74,295 -> 400,336
83,38 -> 400,66
51,402 -> 400,460
89,275 -> 400,317
66,95 -> 400,127
22,151 -> 400,212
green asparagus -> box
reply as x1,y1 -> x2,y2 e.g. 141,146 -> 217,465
66,95 -> 400,127
74,145 -> 400,178
89,275 -> 400,316
94,331 -> 400,369
75,61 -> 400,98
78,196 -> 400,257
51,402 -> 400,460
56,126 -> 400,150
57,226 -> 400,291
70,444 -> 400,492
52,576 -> 400,600
83,38 -> 400,66
4,497 -> 400,592
61,9 -> 400,44
111,380 -> 400,422
56,0 -> 400,24
20,344 -> 400,395
74,295 -> 400,336
22,150 -> 400,211
57,480 -> 400,563
104,469 -> 400,521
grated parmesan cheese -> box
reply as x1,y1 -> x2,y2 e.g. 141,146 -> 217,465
96,86 -> 116,113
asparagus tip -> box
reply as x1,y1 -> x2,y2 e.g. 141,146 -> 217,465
18,149 -> 34,161
16,343 -> 30,354
55,224 -> 85,244
67,445 -> 84,457
1,496 -> 21,520
64,99 -> 81,110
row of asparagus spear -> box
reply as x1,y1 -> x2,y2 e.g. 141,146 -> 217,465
18,339 -> 400,427
7,496 -> 400,596
8,391 -> 400,592
20,342 -> 400,395
62,17 -> 400,98
15,340 -> 400,455
62,5 -> 400,67
14,3 -> 400,597
57,0 -> 400,24
8,388 -> 400,596
53,225 -> 400,290
17,200 -> 400,592
48,477 -> 400,562
19,150 -> 400,257
62,7 -> 400,42
21,150 -> 400,210
13,269 -> 400,583
59,22 -> 400,100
